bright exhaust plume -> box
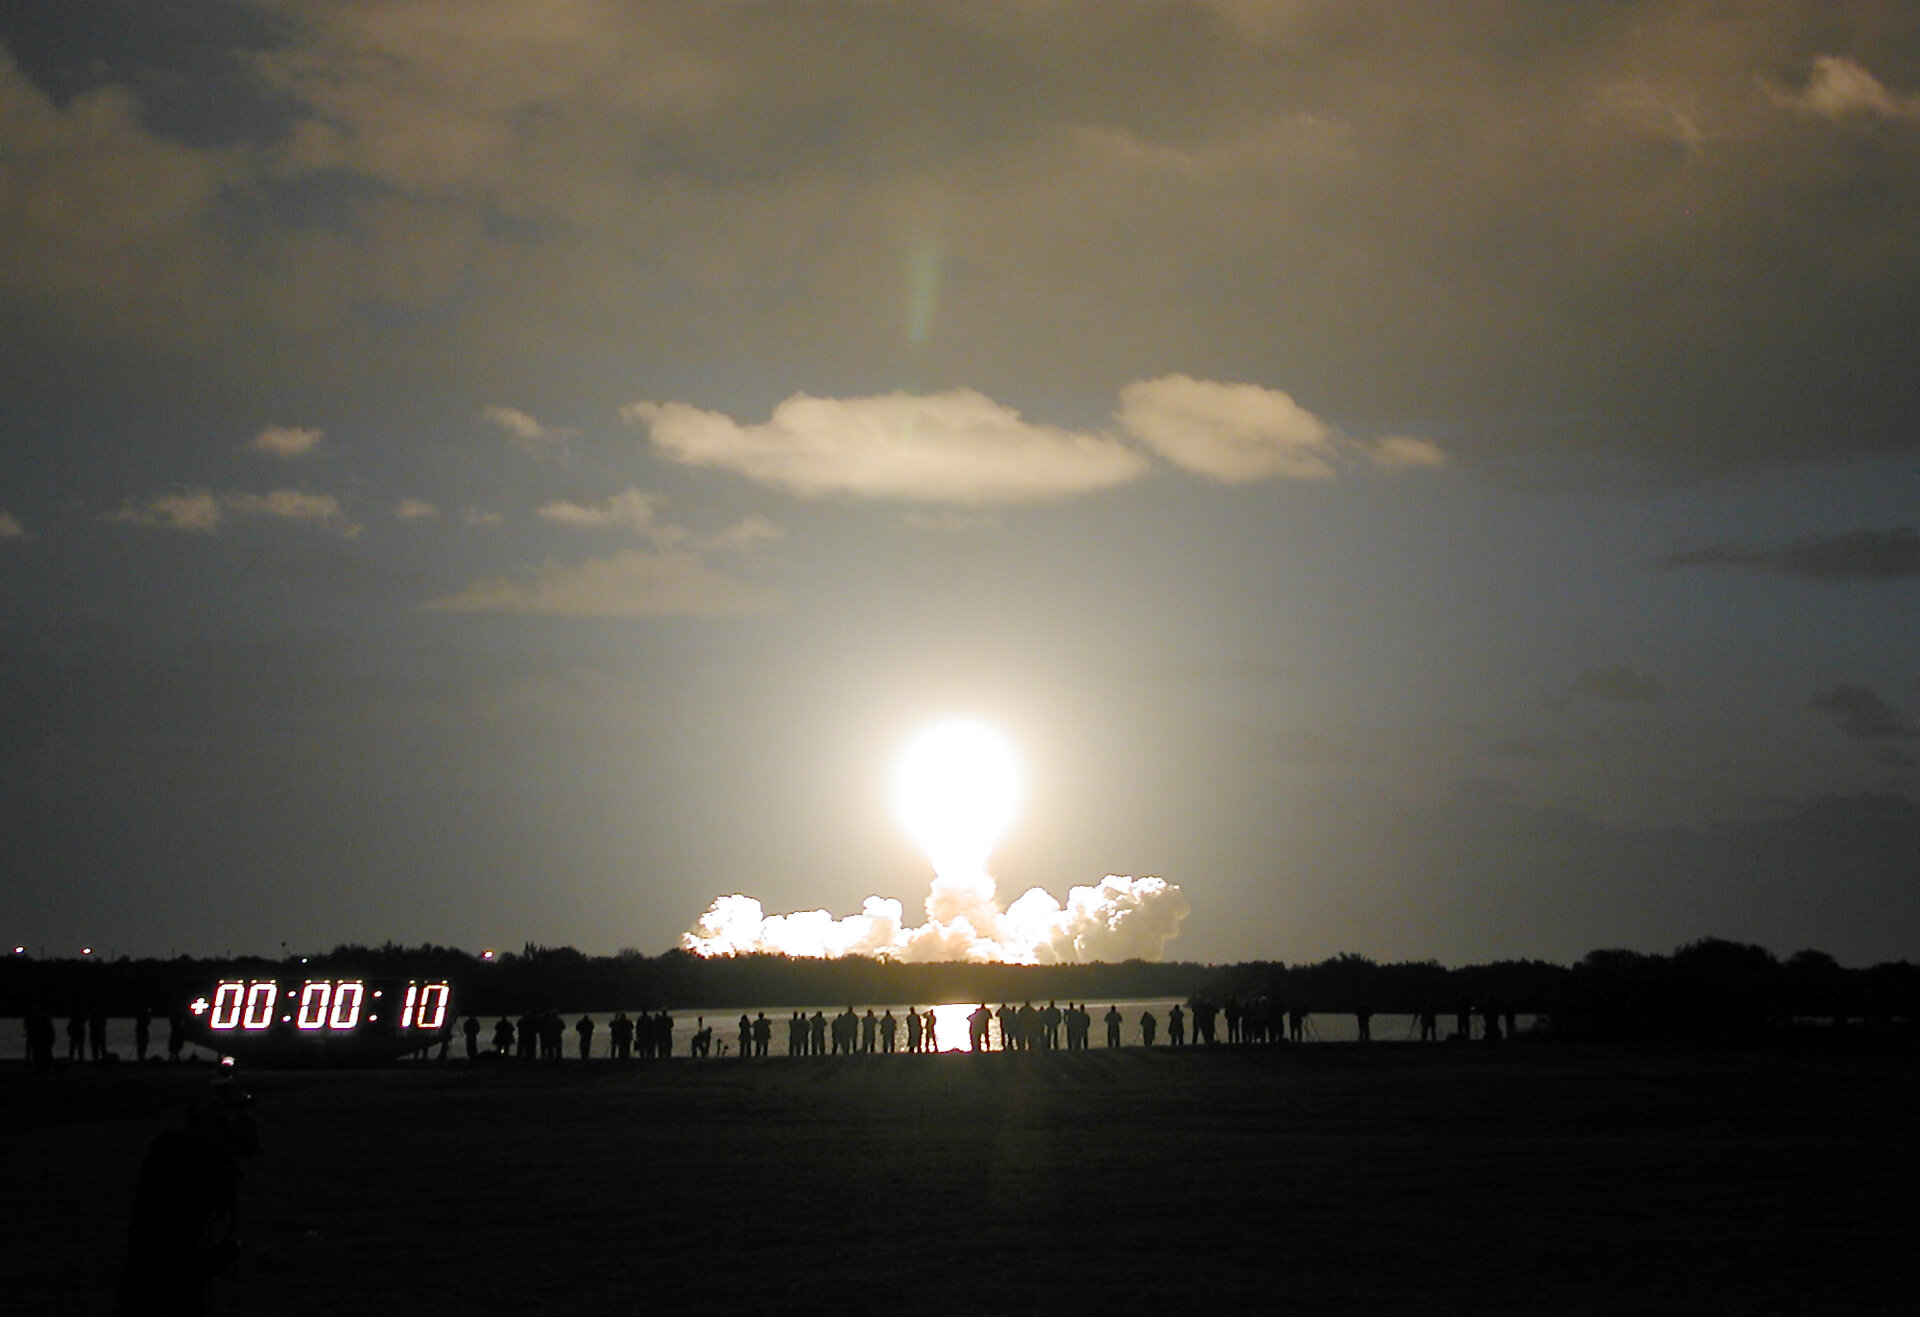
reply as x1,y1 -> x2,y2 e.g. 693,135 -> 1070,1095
681,719 -> 1189,964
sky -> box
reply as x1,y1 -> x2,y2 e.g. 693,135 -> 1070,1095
3,1 -> 1918,967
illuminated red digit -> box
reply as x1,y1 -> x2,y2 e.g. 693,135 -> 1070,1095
415,983 -> 450,1031
401,983 -> 419,1029
330,980 -> 365,1029
296,981 -> 332,1030
242,981 -> 277,1030
210,981 -> 245,1030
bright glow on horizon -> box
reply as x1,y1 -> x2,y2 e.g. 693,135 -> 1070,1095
679,719 -> 1190,964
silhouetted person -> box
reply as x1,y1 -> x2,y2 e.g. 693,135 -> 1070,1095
609,1013 -> 633,1060
463,1015 -> 482,1059
1356,1007 -> 1372,1042
861,1009 -> 878,1054
67,1013 -> 85,1062
493,1017 -> 514,1055
134,1010 -> 153,1063
810,1010 -> 828,1055
1168,1004 -> 1186,1048
881,1010 -> 898,1053
1455,1003 -> 1472,1041
1289,1006 -> 1307,1043
753,1013 -> 772,1057
922,1008 -> 937,1052
905,1008 -> 922,1053
1418,1008 -> 1437,1042
1481,1004 -> 1501,1044
738,1014 -> 753,1057
113,1073 -> 258,1316
996,1004 -> 1016,1051
1105,1005 -> 1123,1048
967,1004 -> 992,1051
575,1015 -> 595,1060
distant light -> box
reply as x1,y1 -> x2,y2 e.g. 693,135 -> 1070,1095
11,946 -> 23,955
80,946 -> 93,956
481,950 -> 496,962
300,957 -> 309,964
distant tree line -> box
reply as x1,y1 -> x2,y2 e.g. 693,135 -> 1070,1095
4,938 -> 1919,1038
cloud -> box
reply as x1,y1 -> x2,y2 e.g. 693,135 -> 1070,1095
10,5 -> 1920,479
249,425 -> 324,459
537,487 -> 682,544
111,488 -> 359,536
1808,685 -> 1919,741
0,510 -> 26,541
1570,665 -> 1666,703
481,405 -> 573,452
1114,374 -> 1338,481
1658,529 -> 1920,580
625,389 -> 1150,504
1365,435 -> 1449,472
695,513 -> 785,555
1774,56 -> 1920,121
423,548 -> 780,617
395,498 -> 440,520
225,490 -> 362,538
628,381 -> 1441,504
112,488 -> 223,533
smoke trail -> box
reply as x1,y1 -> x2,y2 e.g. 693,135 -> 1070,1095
681,872 -> 1189,964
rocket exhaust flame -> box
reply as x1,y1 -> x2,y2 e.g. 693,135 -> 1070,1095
681,720 -> 1189,963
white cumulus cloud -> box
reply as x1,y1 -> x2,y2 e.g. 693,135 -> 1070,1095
481,404 -> 574,452
625,389 -> 1150,505
1114,374 -> 1338,482
249,425 -> 324,459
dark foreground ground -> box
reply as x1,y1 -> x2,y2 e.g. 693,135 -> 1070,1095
5,1038 -> 1918,1315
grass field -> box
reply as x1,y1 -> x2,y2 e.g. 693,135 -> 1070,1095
6,1038 -> 1918,1314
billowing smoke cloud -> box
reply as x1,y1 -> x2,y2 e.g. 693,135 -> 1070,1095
683,871 -> 1189,965
688,718 -> 1189,963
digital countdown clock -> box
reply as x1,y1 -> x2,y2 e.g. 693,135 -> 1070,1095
183,977 -> 454,1066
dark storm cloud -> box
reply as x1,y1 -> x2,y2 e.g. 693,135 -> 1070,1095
1659,528 -> 1920,580
1808,684 -> 1920,741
